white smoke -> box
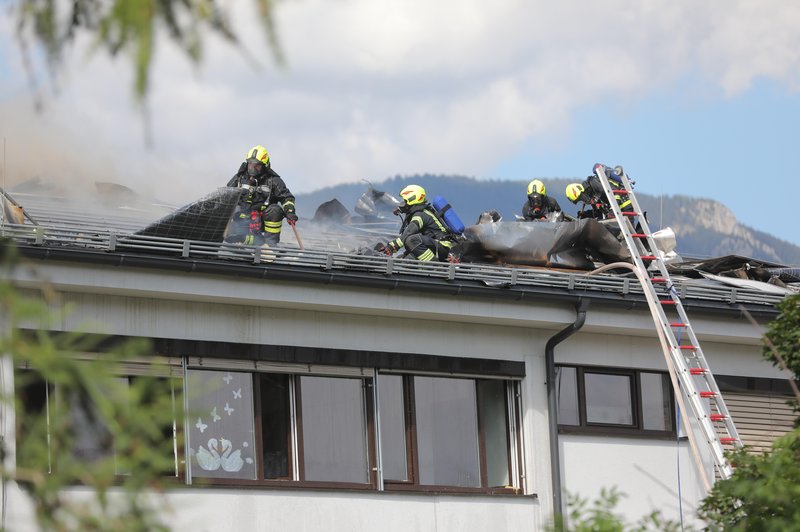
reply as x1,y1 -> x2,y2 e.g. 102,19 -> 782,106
1,0 -> 799,210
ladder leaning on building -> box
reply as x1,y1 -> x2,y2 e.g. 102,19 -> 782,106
592,163 -> 743,490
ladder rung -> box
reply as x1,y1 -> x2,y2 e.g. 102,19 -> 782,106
679,345 -> 697,350
689,368 -> 707,375
670,322 -> 687,328
659,300 -> 677,305
720,437 -> 739,445
650,277 -> 667,283
700,391 -> 718,398
611,189 -> 629,194
631,233 -> 648,238
621,212 -> 638,217
640,255 -> 657,260
710,414 -> 727,421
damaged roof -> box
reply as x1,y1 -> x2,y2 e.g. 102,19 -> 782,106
1,181 -> 796,315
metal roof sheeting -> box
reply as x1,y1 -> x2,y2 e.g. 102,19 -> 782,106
1,222 -> 786,312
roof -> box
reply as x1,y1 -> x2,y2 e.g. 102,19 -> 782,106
1,184 -> 792,318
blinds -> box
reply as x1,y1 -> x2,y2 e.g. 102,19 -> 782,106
721,392 -> 796,454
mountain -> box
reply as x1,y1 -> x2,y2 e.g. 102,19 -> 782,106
295,174 -> 800,266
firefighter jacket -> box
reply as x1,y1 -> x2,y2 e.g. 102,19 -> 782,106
582,174 -> 631,213
389,203 -> 453,251
522,195 -> 562,220
227,163 -> 296,213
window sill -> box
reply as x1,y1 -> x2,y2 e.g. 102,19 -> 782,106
558,425 -> 677,439
171,479 -> 533,497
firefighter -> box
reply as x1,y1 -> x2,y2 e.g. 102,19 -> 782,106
522,179 -> 562,221
226,145 -> 297,246
376,184 -> 455,261
565,164 -> 631,220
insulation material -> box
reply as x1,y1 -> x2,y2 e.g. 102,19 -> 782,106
354,186 -> 402,221
459,219 -> 632,269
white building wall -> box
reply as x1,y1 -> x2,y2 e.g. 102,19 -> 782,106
4,482 -> 543,532
560,435 -> 704,526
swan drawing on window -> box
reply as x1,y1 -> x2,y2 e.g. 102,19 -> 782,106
195,437 -> 245,472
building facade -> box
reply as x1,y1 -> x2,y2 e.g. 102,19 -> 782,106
2,233 -> 793,531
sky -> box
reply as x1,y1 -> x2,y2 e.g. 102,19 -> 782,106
1,0 -> 799,245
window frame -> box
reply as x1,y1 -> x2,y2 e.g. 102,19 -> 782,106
556,364 -> 677,438
379,372 -> 523,494
17,346 -> 525,496
14,366 -> 185,482
184,365 -> 378,490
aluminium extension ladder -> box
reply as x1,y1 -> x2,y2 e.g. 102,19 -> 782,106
592,163 -> 742,484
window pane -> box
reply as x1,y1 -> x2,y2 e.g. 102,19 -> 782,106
585,373 -> 633,425
378,374 -> 408,481
641,372 -> 672,431
556,367 -> 580,425
187,370 -> 257,480
477,380 -> 510,487
15,370 -> 51,471
300,376 -> 368,483
69,377 -> 129,472
259,373 -> 291,479
414,376 -> 480,488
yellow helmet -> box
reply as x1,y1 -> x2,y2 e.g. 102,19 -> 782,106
400,184 -> 426,206
565,183 -> 585,203
246,145 -> 270,166
527,179 -> 546,196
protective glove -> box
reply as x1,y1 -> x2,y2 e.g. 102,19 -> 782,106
285,209 -> 299,223
374,242 -> 394,256
386,240 -> 400,254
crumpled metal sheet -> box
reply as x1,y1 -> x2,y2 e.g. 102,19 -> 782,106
698,271 -> 794,295
459,219 -> 632,269
135,187 -> 244,241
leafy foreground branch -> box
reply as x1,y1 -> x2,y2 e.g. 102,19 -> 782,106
698,428 -> 800,531
11,0 -> 283,105
549,488 -> 687,532
1,242 -> 176,531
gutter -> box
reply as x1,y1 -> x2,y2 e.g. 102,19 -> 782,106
545,298 -> 589,524
13,244 -> 779,319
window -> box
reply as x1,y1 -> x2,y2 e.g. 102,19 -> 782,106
186,368 -> 375,487
556,365 -> 675,437
298,375 -> 369,483
716,375 -> 797,454
187,370 -> 257,481
15,368 -> 181,477
18,352 -> 524,495
378,373 -> 522,492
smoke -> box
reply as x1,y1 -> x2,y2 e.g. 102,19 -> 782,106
0,98 -> 117,194
2,0 -> 800,210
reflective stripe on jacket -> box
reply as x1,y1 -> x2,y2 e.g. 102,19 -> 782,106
391,204 -> 453,250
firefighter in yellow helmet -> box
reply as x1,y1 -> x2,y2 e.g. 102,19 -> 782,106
376,184 -> 455,261
225,145 -> 297,246
522,179 -> 561,221
565,164 -> 631,220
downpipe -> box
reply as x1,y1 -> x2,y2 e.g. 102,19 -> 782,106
545,298 -> 589,526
